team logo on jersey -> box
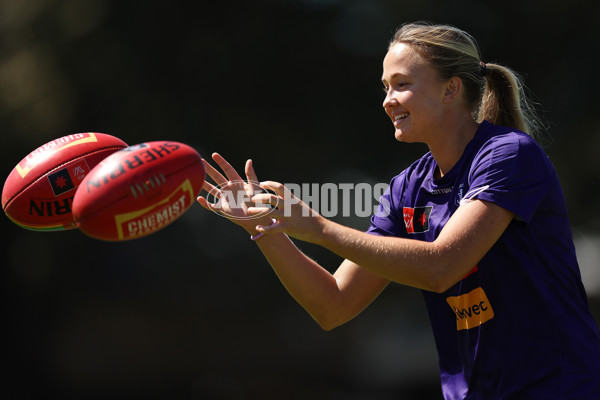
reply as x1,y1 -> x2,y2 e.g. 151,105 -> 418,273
446,286 -> 494,330
403,206 -> 432,234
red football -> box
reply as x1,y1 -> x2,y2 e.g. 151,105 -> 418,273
72,141 -> 205,241
2,132 -> 128,231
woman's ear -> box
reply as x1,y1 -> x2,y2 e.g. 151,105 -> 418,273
443,76 -> 462,103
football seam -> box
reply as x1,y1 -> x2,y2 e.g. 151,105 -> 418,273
2,145 -> 127,211
74,157 -> 203,227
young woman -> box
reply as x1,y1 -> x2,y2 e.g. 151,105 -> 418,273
197,22 -> 600,399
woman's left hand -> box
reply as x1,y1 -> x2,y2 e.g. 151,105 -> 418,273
249,181 -> 328,244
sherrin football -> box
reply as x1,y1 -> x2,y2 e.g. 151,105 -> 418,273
2,132 -> 128,231
72,141 -> 205,241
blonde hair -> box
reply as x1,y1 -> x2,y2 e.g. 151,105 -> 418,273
390,22 -> 544,139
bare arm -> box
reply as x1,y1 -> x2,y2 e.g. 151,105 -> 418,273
317,199 -> 513,292
253,181 -> 515,293
196,154 -> 389,330
255,234 -> 389,330
198,156 -> 512,330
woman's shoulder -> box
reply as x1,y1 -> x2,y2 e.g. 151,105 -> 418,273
468,122 -> 556,193
478,121 -> 544,151
475,121 -> 550,167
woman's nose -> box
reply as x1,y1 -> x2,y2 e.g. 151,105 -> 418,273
383,91 -> 397,109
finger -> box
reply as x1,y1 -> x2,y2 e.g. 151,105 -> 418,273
245,159 -> 261,190
201,182 -> 224,212
197,195 -> 220,212
259,181 -> 288,198
255,218 -> 283,235
202,179 -> 220,194
247,209 -> 277,221
247,206 -> 281,219
196,195 -> 211,210
248,190 -> 279,218
197,183 -> 223,211
212,152 -> 244,183
251,193 -> 280,208
260,181 -> 299,209
202,158 -> 228,187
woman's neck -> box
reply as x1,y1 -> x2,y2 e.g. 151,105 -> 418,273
429,117 -> 480,179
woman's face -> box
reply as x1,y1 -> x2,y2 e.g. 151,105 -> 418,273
382,43 -> 448,143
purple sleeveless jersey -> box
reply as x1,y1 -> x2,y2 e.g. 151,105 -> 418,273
368,120 -> 600,399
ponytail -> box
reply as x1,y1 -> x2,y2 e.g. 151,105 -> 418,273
479,63 -> 545,140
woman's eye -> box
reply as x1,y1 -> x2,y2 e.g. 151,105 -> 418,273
382,82 -> 408,94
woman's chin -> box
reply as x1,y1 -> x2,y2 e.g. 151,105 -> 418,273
394,129 -> 412,143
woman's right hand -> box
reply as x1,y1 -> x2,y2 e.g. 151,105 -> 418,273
196,153 -> 275,234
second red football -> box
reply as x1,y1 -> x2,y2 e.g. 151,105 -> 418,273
72,141 -> 205,241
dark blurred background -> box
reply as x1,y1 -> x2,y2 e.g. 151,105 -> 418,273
2,1 -> 599,399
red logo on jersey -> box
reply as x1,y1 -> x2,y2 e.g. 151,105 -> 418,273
403,206 -> 432,234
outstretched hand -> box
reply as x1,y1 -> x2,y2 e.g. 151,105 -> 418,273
197,153 -> 327,243
248,181 -> 327,244
196,153 -> 273,233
